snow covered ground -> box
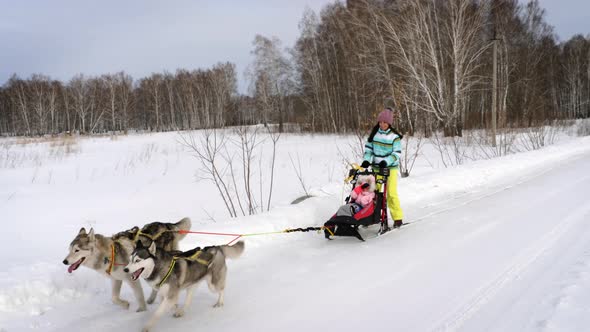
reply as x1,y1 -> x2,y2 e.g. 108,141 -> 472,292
1,127 -> 589,331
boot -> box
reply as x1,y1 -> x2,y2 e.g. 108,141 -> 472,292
393,220 -> 403,228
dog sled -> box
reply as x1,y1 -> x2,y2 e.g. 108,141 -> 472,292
323,165 -> 392,241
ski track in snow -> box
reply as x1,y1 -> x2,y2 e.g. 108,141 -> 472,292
431,202 -> 590,332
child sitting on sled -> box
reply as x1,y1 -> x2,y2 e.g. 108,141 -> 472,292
336,174 -> 376,217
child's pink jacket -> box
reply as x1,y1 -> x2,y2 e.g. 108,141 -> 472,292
350,186 -> 375,207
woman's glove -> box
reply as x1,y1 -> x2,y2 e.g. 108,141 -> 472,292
361,160 -> 370,168
379,160 -> 388,168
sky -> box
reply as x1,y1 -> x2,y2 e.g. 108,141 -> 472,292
0,0 -> 588,92
0,0 -> 336,92
538,0 -> 590,41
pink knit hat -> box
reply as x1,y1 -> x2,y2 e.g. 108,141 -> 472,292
377,108 -> 394,125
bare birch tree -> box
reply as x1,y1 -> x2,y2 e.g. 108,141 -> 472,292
248,35 -> 296,132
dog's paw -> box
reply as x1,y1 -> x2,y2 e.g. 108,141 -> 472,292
146,298 -> 155,305
173,309 -> 184,318
141,328 -> 150,332
136,306 -> 147,312
114,299 -> 130,309
213,302 -> 224,308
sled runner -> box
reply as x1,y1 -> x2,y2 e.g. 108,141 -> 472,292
323,165 -> 391,241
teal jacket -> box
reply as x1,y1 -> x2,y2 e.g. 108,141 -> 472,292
363,128 -> 402,168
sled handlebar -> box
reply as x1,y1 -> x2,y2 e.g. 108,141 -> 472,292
349,167 -> 389,177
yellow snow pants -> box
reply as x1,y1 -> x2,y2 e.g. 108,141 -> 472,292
387,168 -> 404,221
376,167 -> 404,221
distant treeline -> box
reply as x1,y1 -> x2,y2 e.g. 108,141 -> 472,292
1,0 -> 589,137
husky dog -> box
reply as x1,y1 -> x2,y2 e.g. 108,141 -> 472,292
124,240 -> 245,332
62,217 -> 192,311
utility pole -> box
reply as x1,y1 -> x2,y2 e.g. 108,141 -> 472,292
491,29 -> 499,147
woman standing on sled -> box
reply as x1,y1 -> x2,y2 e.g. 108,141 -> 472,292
360,107 -> 404,228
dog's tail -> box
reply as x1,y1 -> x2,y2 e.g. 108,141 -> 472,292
220,241 -> 245,259
174,217 -> 192,239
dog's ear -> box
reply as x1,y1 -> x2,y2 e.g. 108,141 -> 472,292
88,228 -> 95,242
131,226 -> 139,233
135,240 -> 144,249
148,241 -> 156,256
78,227 -> 87,235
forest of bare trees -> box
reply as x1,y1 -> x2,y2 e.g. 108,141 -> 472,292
0,0 -> 589,137
0,63 -> 238,136
294,0 -> 590,135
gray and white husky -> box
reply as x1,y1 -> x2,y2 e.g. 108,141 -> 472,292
124,240 -> 245,332
62,217 -> 192,311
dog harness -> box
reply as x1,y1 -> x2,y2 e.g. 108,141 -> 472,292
134,229 -> 169,242
156,249 -> 212,288
104,242 -> 126,275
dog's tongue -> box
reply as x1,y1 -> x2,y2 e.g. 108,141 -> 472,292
132,268 -> 144,280
67,258 -> 83,273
